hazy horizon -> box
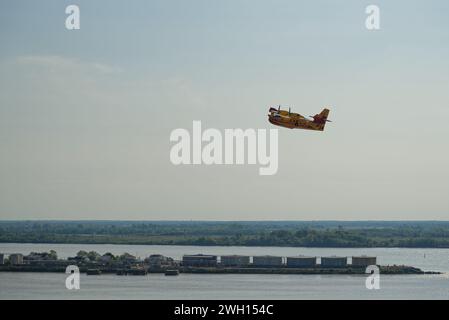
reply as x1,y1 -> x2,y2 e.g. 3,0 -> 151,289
1,219 -> 449,223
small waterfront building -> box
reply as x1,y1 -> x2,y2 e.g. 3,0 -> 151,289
352,256 -> 377,267
27,259 -> 72,267
0,253 -> 4,265
320,256 -> 347,268
182,254 -> 217,267
220,255 -> 250,266
9,254 -> 24,265
99,254 -> 114,264
25,251 -> 57,262
286,256 -> 317,268
116,253 -> 140,267
147,254 -> 174,267
120,253 -> 137,263
252,255 -> 283,267
68,255 -> 89,263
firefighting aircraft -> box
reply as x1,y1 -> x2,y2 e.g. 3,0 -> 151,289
268,106 -> 331,131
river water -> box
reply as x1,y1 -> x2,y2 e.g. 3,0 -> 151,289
0,243 -> 448,299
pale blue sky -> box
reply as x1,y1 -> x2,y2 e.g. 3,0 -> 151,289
1,0 -> 448,220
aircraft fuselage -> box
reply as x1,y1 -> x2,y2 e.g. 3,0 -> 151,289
267,108 -> 330,131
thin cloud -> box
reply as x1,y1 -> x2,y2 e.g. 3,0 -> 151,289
15,55 -> 123,74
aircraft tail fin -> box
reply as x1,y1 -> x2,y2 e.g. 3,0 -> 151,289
312,108 -> 330,130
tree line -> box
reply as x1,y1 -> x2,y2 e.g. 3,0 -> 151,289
1,221 -> 449,247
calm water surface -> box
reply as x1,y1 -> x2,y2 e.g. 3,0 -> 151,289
1,243 -> 448,299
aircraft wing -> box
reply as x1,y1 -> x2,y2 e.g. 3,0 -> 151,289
291,113 -> 305,119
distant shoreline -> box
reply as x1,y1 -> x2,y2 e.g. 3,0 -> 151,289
2,241 -> 449,249
2,220 -> 449,248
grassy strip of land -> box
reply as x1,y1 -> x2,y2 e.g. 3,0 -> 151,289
1,221 -> 449,247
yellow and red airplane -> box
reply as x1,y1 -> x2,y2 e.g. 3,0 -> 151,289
268,106 -> 331,131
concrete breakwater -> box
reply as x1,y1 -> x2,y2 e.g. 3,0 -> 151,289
179,265 -> 433,275
0,264 -> 437,275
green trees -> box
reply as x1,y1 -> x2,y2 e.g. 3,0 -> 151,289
1,221 -> 449,248
49,250 -> 58,260
76,250 -> 101,261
